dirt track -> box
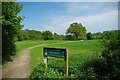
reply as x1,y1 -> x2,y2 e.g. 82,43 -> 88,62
2,44 -> 47,78
2,48 -> 30,78
2,41 -> 75,78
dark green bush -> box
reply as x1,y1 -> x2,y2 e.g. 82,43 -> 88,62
2,2 -> 23,63
29,64 -> 65,79
83,30 -> 120,80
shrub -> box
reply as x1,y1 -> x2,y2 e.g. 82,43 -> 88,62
2,2 -> 23,63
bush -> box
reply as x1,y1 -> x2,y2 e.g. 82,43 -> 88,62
42,31 -> 53,40
84,30 -> 120,80
29,64 -> 64,79
2,2 -> 23,63
87,32 -> 92,40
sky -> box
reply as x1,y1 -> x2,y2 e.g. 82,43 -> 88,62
18,2 -> 118,35
16,0 -> 119,2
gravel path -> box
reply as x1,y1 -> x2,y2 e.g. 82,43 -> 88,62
2,48 -> 31,78
2,44 -> 47,78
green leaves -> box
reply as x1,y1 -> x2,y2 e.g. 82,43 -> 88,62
2,2 -> 24,63
87,32 -> 92,40
29,64 -> 64,79
42,30 -> 54,40
66,22 -> 87,40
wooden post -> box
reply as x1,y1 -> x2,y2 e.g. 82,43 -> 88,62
43,48 -> 48,68
45,63 -> 47,68
43,57 -> 48,68
65,49 -> 68,76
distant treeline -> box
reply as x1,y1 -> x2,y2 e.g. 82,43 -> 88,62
16,29 -> 119,41
16,29 -> 65,41
66,30 -> 119,40
87,30 -> 119,40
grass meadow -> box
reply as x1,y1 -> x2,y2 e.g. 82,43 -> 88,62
15,40 -> 102,78
18,40 -> 102,78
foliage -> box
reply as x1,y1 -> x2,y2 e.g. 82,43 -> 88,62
99,30 -> 120,79
83,30 -> 120,80
65,35 -> 75,40
53,33 -> 61,40
15,29 -> 66,41
66,22 -> 87,40
16,29 -> 43,41
91,30 -> 117,40
92,32 -> 103,40
15,29 -> 118,41
2,2 -> 23,63
102,30 -> 117,40
27,29 -> 43,40
59,35 -> 66,40
29,64 -> 64,79
87,32 -> 92,40
16,30 -> 29,41
42,30 -> 54,40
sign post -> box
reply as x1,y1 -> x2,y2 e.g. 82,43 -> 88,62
43,47 -> 68,76
43,49 -> 48,68
65,49 -> 68,76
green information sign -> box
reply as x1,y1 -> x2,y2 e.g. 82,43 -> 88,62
44,47 -> 66,58
43,47 -> 68,76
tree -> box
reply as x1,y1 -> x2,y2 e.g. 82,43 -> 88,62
28,30 -> 42,40
87,32 -> 92,40
42,31 -> 53,40
66,22 -> 87,40
59,35 -> 65,40
65,35 -> 75,40
102,31 -> 116,40
53,33 -> 60,40
92,32 -> 103,39
16,30 -> 29,41
2,2 -> 23,62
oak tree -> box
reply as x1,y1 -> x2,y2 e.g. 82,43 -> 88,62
66,22 -> 87,40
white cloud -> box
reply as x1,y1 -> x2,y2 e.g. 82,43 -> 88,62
73,10 -> 118,33
39,3 -> 118,35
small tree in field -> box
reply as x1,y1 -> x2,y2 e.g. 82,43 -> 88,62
66,22 -> 87,40
87,32 -> 92,40
42,31 -> 53,40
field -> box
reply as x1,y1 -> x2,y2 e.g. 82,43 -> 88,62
24,40 -> 103,78
15,40 -> 65,55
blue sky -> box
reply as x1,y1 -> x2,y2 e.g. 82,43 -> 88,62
18,2 -> 118,35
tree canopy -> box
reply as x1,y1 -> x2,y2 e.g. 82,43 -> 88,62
42,30 -> 53,40
87,32 -> 92,40
2,2 -> 23,62
66,22 -> 87,40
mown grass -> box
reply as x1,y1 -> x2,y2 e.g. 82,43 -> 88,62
29,40 -> 103,78
30,47 -> 43,71
15,40 -> 65,55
